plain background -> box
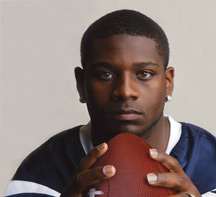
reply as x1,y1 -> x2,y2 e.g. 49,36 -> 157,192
1,0 -> 216,195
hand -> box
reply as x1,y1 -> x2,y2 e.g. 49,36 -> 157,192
147,149 -> 201,197
61,143 -> 116,197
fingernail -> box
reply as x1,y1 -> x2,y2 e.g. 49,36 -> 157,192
147,173 -> 158,183
150,149 -> 158,158
103,165 -> 115,175
97,143 -> 106,151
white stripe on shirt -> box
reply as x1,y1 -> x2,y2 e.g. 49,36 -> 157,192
5,180 -> 60,197
202,190 -> 216,196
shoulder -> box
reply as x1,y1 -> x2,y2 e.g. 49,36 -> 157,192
171,122 -> 216,195
17,125 -> 85,175
181,122 -> 216,156
6,126 -> 86,196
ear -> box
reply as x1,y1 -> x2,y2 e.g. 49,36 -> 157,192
74,67 -> 86,102
165,67 -> 175,97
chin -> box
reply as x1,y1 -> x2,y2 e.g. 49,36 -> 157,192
110,123 -> 146,137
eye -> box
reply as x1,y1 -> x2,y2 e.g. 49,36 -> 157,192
136,71 -> 153,80
99,71 -> 114,80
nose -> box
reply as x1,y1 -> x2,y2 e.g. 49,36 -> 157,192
112,73 -> 139,101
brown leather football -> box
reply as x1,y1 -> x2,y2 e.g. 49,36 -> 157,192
84,133 -> 177,197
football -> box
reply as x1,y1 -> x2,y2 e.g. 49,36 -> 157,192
84,133 -> 177,197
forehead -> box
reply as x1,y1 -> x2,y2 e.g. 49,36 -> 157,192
86,35 -> 164,68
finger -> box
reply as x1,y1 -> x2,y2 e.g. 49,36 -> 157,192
147,172 -> 190,191
77,142 -> 108,172
62,165 -> 116,195
149,149 -> 184,173
77,165 -> 116,191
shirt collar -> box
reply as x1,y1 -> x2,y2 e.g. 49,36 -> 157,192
79,115 -> 182,155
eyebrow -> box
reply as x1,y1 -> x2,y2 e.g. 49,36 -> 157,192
90,62 -> 113,69
134,62 -> 159,67
90,61 -> 159,69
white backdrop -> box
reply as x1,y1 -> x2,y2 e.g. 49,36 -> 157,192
1,0 -> 216,195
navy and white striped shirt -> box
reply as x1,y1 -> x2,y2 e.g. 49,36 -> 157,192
5,117 -> 216,196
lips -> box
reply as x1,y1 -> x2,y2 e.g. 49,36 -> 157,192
111,108 -> 142,121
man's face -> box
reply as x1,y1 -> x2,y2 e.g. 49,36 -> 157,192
77,34 -> 173,140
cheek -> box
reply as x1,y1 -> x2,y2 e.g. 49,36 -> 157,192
153,82 -> 166,110
141,79 -> 166,109
85,80 -> 111,105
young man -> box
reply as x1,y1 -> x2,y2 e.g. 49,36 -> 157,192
5,10 -> 216,197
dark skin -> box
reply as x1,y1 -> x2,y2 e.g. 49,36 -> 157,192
82,35 -> 171,150
61,35 -> 201,197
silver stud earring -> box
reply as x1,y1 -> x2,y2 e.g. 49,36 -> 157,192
165,95 -> 172,102
79,97 -> 86,103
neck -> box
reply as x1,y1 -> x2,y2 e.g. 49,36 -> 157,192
91,115 -> 170,152
142,116 -> 170,152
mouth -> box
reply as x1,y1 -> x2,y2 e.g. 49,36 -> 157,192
111,108 -> 143,121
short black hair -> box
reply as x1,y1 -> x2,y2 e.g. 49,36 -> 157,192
81,9 -> 169,69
